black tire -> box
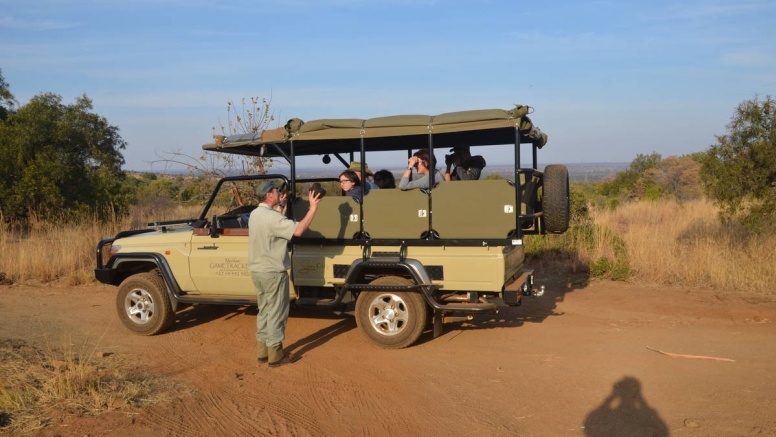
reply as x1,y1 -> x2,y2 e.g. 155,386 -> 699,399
543,164 -> 570,234
116,272 -> 174,335
355,276 -> 427,349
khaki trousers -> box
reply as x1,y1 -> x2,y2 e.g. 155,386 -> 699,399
251,271 -> 289,349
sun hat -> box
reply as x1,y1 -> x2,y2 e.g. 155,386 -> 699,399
348,161 -> 374,175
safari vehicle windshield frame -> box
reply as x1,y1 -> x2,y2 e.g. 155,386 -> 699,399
201,105 -> 552,247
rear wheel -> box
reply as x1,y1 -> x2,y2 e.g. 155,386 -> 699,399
116,272 -> 174,335
543,164 -> 570,233
355,276 -> 427,349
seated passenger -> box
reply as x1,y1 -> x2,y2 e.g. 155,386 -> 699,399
444,145 -> 486,181
399,148 -> 445,191
374,169 -> 396,189
339,170 -> 368,201
348,161 -> 379,190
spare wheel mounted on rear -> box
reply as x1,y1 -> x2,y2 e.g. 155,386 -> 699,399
542,164 -> 570,234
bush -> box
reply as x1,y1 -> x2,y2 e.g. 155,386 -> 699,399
0,93 -> 127,221
701,95 -> 776,234
569,185 -> 590,223
589,256 -> 631,281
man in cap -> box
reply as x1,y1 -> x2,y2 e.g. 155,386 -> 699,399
444,145 -> 486,181
249,180 -> 322,368
349,161 -> 379,191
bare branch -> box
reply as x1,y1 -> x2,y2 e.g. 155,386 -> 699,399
155,93 -> 280,179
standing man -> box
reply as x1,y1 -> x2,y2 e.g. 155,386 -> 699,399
444,145 -> 486,181
249,180 -> 322,368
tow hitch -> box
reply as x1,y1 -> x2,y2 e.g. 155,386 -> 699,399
524,283 -> 545,297
503,270 -> 545,305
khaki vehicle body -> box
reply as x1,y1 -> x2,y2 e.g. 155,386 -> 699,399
96,105 -> 569,348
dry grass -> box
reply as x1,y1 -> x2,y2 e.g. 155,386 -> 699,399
0,335 -> 190,435
528,198 -> 775,294
0,215 -> 122,285
0,205 -> 201,285
594,199 -> 776,293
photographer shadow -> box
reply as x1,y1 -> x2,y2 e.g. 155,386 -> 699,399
583,376 -> 669,437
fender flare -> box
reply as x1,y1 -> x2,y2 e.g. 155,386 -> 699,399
341,257 -> 438,307
105,253 -> 184,311
343,257 -> 433,286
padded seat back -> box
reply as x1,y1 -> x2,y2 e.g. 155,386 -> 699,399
363,189 -> 429,239
432,180 -> 519,239
292,196 -> 361,239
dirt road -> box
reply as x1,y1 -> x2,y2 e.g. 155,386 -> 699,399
2,278 -> 775,437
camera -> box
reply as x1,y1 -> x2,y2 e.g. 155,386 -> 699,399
310,182 -> 327,199
445,153 -> 455,166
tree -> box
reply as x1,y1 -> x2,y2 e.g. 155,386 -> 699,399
650,156 -> 702,202
595,152 -> 704,202
153,96 -> 278,209
155,96 -> 277,177
700,95 -> 776,233
0,69 -> 17,121
597,152 -> 662,199
0,92 -> 128,220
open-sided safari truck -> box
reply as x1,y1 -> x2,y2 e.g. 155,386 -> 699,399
95,105 -> 569,349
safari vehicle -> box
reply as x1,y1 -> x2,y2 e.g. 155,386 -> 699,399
95,105 -> 569,349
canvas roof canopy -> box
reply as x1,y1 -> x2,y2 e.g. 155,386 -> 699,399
202,105 -> 547,158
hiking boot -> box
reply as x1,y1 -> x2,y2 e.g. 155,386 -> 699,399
256,342 -> 268,364
268,353 -> 298,368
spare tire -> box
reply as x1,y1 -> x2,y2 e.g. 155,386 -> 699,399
543,164 -> 570,233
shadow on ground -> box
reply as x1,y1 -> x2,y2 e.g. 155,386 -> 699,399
583,376 -> 669,437
165,271 -> 590,349
412,272 -> 590,345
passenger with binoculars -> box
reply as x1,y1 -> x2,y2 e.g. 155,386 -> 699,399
444,145 -> 486,181
399,148 -> 446,190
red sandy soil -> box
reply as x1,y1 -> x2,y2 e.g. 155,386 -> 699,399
2,278 -> 775,437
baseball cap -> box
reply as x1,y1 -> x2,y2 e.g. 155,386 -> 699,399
256,180 -> 276,196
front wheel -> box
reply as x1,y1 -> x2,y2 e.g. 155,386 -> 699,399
355,276 -> 428,349
116,272 -> 174,335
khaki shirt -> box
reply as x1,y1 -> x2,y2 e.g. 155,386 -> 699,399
248,203 -> 298,273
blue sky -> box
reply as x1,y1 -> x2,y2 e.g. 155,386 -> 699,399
1,0 -> 774,172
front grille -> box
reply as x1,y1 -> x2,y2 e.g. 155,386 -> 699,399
100,243 -> 112,266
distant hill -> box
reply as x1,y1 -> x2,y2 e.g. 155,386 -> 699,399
128,162 -> 629,184
483,163 -> 629,183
